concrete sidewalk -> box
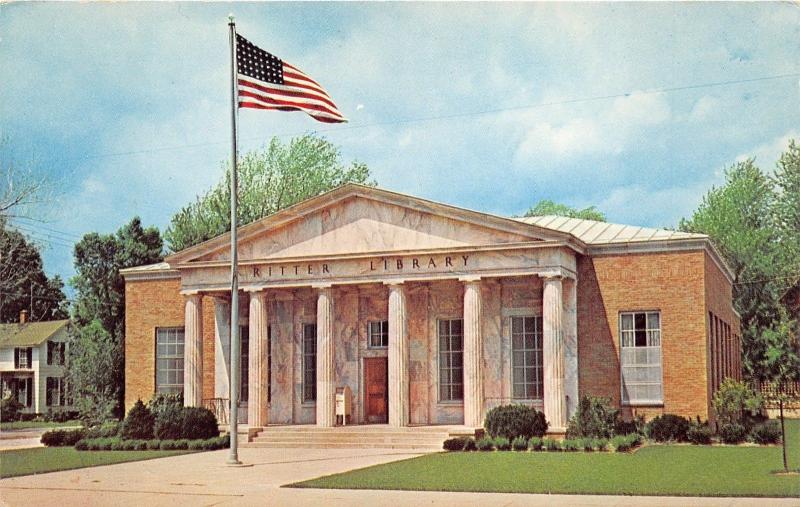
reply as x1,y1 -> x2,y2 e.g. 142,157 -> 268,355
1,447 -> 797,506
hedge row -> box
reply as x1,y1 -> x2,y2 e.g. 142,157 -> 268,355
443,433 -> 642,453
74,435 -> 230,451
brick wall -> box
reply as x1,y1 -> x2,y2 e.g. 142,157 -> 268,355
704,251 -> 741,423
577,250 -> 710,421
124,277 -> 216,411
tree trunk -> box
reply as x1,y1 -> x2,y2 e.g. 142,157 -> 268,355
780,398 -> 788,473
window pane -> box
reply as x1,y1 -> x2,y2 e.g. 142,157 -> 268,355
634,313 -> 646,330
635,329 -> 647,347
621,314 -> 634,331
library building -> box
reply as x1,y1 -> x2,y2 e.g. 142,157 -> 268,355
122,184 -> 741,436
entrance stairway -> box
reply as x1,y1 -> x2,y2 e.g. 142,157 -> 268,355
243,424 -> 477,450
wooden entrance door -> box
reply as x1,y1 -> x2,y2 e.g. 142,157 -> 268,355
364,357 -> 388,423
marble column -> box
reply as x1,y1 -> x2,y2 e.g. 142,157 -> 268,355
543,275 -> 567,431
315,285 -> 336,427
183,294 -> 203,407
563,277 -> 579,420
248,291 -> 269,428
462,277 -> 484,428
213,297 -> 231,400
387,282 -> 408,427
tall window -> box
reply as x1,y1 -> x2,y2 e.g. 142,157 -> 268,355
511,316 -> 543,400
47,342 -> 66,366
267,325 -> 272,403
368,320 -> 389,348
620,311 -> 663,404
438,319 -> 463,402
14,348 -> 32,369
240,325 -> 249,403
155,327 -> 184,394
302,323 -> 317,402
46,377 -> 69,406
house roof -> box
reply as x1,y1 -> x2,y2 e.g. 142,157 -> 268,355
514,215 -> 707,245
0,320 -> 69,348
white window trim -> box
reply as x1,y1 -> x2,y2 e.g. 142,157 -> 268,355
367,320 -> 389,349
619,310 -> 664,406
155,327 -> 185,395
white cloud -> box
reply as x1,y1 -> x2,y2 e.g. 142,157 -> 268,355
736,130 -> 799,170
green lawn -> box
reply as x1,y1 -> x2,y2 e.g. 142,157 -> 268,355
0,447 -> 192,479
293,420 -> 800,497
0,420 -> 82,431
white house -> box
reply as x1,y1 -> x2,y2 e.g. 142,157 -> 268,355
0,311 -> 72,414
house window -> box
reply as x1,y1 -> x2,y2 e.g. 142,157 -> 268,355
6,378 -> 33,407
511,316 -> 543,400
46,377 -> 69,406
14,348 -> 33,369
240,325 -> 249,403
155,327 -> 184,395
302,323 -> 317,402
368,320 -> 389,348
47,342 -> 66,366
620,311 -> 663,404
438,319 -> 463,402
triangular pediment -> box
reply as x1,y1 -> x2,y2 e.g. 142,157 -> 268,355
168,185 -> 571,265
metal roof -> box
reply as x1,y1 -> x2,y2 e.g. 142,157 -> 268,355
0,320 -> 69,348
515,215 -> 707,245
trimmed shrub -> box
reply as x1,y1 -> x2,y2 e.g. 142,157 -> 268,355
566,396 -> 618,439
719,423 -> 747,444
120,400 -> 155,440
529,437 -> 543,451
686,422 -> 713,445
75,439 -> 89,451
443,437 -> 467,451
613,416 -> 645,437
463,437 -> 477,451
175,439 -> 190,450
476,437 -> 495,451
41,429 -> 86,447
147,439 -> 162,450
646,414 -> 690,442
110,439 -> 125,451
593,438 -> 609,451
181,407 -> 218,440
580,438 -> 595,452
160,439 -> 178,450
484,404 -> 548,441
543,438 -> 560,451
611,435 -> 630,452
750,421 -> 781,445
494,437 -> 511,451
511,436 -> 529,451
0,397 -> 24,422
562,439 -> 580,452
147,392 -> 183,418
626,433 -> 642,448
188,439 -> 206,451
85,421 -> 120,439
154,403 -> 184,440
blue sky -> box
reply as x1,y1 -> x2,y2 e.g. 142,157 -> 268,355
1,2 -> 798,285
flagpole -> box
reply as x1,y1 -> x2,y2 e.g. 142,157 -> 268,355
226,13 -> 242,466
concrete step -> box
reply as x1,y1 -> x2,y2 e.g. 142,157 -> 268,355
252,431 -> 448,438
242,441 -> 442,450
251,435 -> 447,445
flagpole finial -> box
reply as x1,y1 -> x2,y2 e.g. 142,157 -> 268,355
228,13 -> 235,24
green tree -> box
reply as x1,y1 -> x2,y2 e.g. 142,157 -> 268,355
70,217 -> 163,418
0,217 -> 68,322
164,134 -> 375,252
66,320 -> 121,426
679,159 -> 786,377
772,140 -> 800,312
758,310 -> 800,472
523,200 -> 606,221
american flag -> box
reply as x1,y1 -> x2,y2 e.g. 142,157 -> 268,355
236,34 -> 347,123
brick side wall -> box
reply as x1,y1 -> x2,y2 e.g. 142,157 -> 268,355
124,277 -> 216,411
703,251 -> 741,423
577,250 -> 710,421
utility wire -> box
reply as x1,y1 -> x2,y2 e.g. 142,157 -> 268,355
53,71 -> 800,163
